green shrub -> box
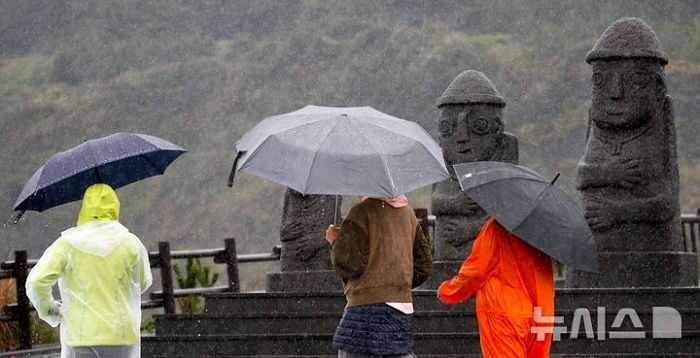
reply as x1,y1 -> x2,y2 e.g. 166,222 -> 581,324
172,258 -> 219,314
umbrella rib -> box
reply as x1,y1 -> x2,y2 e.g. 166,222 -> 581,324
360,120 -> 446,168
464,175 -> 548,229
511,183 -> 553,231
302,118 -> 343,194
238,116 -> 332,161
33,148 -> 163,191
141,153 -> 166,174
346,117 -> 396,195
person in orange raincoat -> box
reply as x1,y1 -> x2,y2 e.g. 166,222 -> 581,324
438,217 -> 555,358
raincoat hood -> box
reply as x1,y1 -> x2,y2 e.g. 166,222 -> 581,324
77,184 -> 120,225
66,184 -> 128,257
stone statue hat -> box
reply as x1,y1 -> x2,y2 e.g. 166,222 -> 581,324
585,17 -> 668,65
436,70 -> 506,108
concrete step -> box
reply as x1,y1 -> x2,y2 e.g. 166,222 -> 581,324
142,333 -> 479,356
202,287 -> 700,316
142,331 -> 700,356
202,290 -> 468,315
554,287 -> 700,311
155,308 -> 700,336
142,288 -> 700,357
155,310 -> 479,335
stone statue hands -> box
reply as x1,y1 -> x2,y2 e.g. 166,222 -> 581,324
578,158 -> 642,190
584,196 -> 619,232
295,235 -> 330,261
612,158 -> 643,189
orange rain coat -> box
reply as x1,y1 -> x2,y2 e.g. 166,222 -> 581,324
438,218 -> 555,358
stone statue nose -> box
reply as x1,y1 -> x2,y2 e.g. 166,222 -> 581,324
609,74 -> 624,100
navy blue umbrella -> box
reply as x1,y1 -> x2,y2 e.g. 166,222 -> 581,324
13,132 -> 186,222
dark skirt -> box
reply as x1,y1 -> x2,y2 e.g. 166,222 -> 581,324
333,303 -> 414,355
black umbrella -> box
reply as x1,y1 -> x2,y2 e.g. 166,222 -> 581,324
454,161 -> 598,272
13,132 -> 187,222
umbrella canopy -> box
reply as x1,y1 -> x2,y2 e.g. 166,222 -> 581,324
228,105 -> 449,198
13,132 -> 186,221
454,161 -> 598,272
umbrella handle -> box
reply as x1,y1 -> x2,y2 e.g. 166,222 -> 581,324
94,168 -> 103,183
227,152 -> 243,188
12,210 -> 25,224
334,195 -> 339,226
550,173 -> 560,185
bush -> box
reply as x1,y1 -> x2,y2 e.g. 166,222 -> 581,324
172,258 -> 219,314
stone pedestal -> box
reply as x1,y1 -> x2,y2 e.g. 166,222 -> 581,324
266,270 -> 342,292
566,252 -> 698,288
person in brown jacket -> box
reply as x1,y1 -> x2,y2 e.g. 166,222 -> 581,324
326,195 -> 433,358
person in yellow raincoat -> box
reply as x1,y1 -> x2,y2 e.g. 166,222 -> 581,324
438,217 -> 554,358
26,184 -> 153,358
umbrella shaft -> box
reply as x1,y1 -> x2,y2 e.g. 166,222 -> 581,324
334,195 -> 339,226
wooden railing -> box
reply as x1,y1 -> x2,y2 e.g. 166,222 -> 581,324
0,237 -> 281,350
143,238 -> 282,314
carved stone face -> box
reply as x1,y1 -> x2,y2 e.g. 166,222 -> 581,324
438,104 -> 503,165
590,60 -> 663,130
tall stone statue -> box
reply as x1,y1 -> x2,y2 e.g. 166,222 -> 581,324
432,70 -> 519,260
567,17 -> 697,287
266,189 -> 343,291
278,189 -> 335,271
422,70 -> 518,288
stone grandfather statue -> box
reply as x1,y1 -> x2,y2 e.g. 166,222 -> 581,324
279,189 -> 336,272
432,70 -> 519,261
568,17 -> 696,287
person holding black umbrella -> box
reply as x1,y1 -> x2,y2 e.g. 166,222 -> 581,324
436,161 -> 598,358
26,184 -> 152,358
438,217 -> 554,358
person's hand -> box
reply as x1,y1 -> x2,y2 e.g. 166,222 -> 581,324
49,300 -> 62,321
325,224 -> 340,244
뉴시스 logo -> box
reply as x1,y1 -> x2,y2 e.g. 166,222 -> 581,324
531,306 -> 682,341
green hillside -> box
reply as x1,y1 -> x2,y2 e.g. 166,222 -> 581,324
1,0 -> 699,290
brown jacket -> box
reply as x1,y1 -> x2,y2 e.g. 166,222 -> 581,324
331,198 -> 433,307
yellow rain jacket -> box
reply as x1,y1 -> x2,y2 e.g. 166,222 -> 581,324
26,184 -> 152,358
